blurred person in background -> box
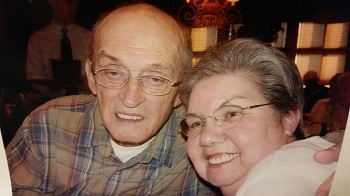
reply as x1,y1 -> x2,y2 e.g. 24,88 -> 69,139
304,73 -> 342,136
323,72 -> 350,143
303,70 -> 329,113
26,0 -> 90,99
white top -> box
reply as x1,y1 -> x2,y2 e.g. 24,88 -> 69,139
110,137 -> 155,163
0,129 -> 12,195
329,108 -> 350,195
237,136 -> 337,196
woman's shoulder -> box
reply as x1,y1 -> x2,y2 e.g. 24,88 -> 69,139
237,137 -> 337,195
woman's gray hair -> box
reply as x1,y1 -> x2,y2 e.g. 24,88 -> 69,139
179,38 -> 305,139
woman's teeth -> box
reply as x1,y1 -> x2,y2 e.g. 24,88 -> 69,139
208,153 -> 240,165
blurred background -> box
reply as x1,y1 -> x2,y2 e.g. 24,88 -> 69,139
1,0 -> 349,82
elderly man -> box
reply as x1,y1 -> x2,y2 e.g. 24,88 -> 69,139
7,4 -> 217,195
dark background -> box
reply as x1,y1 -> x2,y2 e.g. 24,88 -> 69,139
0,0 -> 349,82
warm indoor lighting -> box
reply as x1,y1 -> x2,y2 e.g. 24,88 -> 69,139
178,0 -> 240,29
227,0 -> 239,6
178,0 -> 241,52
191,27 -> 218,52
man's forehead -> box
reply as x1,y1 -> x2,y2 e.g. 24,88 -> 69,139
100,5 -> 179,36
94,5 -> 183,75
96,50 -> 178,73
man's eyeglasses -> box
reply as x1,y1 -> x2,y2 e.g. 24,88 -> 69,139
180,103 -> 272,137
93,68 -> 181,96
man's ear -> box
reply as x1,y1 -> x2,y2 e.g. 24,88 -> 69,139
173,94 -> 182,108
85,60 -> 97,95
283,109 -> 301,136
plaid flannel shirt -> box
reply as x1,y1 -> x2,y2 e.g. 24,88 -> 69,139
6,94 -> 218,195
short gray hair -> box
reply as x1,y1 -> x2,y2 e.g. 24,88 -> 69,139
179,38 -> 304,139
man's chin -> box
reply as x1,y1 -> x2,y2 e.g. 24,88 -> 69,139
112,138 -> 151,147
109,132 -> 154,147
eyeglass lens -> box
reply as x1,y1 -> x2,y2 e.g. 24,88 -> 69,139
181,105 -> 244,137
180,103 -> 272,137
94,68 -> 175,96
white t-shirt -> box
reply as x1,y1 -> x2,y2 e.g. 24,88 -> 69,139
110,137 -> 155,163
237,136 -> 337,196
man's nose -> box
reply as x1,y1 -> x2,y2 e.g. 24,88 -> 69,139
118,78 -> 146,108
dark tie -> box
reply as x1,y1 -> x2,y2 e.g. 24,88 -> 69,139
61,28 -> 73,62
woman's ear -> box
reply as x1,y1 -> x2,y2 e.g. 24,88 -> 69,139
283,109 -> 301,136
85,60 -> 97,95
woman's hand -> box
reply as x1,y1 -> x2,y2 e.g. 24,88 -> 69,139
313,143 -> 342,196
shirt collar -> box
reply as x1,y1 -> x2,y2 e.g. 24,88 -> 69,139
51,20 -> 74,31
93,104 -> 180,167
138,111 -> 179,167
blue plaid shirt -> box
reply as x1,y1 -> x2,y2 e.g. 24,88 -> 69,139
7,94 -> 218,195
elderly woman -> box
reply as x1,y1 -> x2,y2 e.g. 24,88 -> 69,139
179,39 -> 337,195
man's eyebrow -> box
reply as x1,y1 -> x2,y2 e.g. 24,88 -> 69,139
99,50 -> 120,62
149,63 -> 174,71
98,51 -> 177,75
